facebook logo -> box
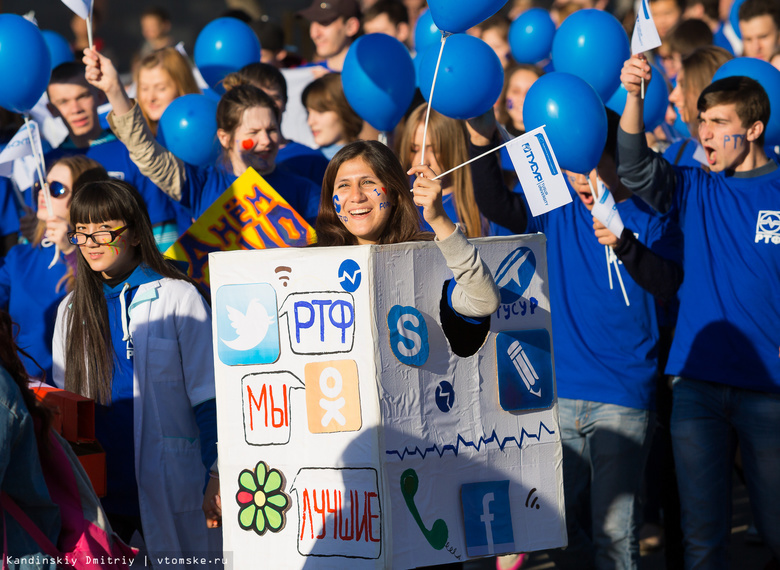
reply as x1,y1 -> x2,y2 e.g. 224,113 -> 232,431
461,481 -> 515,557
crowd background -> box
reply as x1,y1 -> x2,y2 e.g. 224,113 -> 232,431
0,0 -> 779,568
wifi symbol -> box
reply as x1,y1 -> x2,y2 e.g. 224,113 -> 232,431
275,266 -> 292,287
525,488 -> 540,510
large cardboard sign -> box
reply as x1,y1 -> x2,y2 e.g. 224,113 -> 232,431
210,235 -> 566,568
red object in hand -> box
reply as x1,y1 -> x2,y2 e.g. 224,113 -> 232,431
241,139 -> 254,150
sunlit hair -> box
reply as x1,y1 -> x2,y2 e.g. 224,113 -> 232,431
697,75 -> 770,146
302,73 -> 363,144
134,47 -> 201,135
398,104 -> 485,238
216,80 -> 280,166
496,63 -> 544,132
679,46 -> 733,136
224,62 -> 288,105
64,179 -> 191,404
315,140 -> 431,246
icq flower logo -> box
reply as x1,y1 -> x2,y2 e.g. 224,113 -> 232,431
236,461 -> 290,535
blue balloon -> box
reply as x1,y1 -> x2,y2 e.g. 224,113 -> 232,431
41,30 -> 74,71
414,9 -> 441,54
342,34 -> 416,132
157,94 -> 222,166
418,34 -> 504,120
729,0 -> 748,40
523,72 -> 607,173
426,0 -> 509,33
713,57 -> 780,146
606,62 -> 669,131
551,9 -> 630,101
509,8 -> 556,64
194,18 -> 261,94
0,15 -> 51,113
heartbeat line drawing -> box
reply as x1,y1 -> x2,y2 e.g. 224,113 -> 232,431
385,423 -> 557,460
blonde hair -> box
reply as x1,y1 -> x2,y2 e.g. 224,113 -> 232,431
134,47 -> 201,135
398,104 -> 486,238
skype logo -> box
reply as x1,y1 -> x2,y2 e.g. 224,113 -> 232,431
387,305 -> 429,367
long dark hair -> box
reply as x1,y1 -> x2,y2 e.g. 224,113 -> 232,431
64,179 -> 190,404
0,309 -> 52,446
315,140 -> 431,246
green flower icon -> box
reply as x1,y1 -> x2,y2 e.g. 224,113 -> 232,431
236,461 -> 290,535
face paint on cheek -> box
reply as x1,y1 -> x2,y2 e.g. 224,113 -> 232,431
241,139 -> 254,150
333,194 -> 341,213
338,214 -> 348,223
379,201 -> 390,210
506,99 -> 514,110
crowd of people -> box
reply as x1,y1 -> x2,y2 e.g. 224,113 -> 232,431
1,0 -> 778,568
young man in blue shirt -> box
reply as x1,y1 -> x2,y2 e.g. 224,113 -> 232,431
45,62 -> 178,249
468,109 -> 683,569
619,55 -> 780,568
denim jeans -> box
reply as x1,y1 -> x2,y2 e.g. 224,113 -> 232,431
548,398 -> 655,570
671,377 -> 780,569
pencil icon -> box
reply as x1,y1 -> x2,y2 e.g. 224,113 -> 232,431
508,341 -> 541,397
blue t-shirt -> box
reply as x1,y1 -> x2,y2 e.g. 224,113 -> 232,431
0,177 -> 20,241
181,163 -> 321,224
0,242 -> 69,381
277,141 -> 329,188
525,186 -> 682,410
665,161 -> 780,392
97,264 -> 163,516
663,139 -> 704,169
713,23 -> 737,55
44,132 -> 177,227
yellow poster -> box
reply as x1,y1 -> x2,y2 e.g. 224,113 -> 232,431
164,167 -> 317,288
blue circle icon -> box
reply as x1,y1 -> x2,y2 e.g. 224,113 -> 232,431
435,381 -> 455,412
495,246 -> 536,304
338,259 -> 362,292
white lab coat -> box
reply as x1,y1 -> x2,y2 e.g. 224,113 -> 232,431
53,277 -> 222,568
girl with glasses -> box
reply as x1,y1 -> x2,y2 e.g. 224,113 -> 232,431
0,155 -> 106,382
52,178 -> 222,565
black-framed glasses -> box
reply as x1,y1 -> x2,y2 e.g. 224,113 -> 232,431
33,180 -> 69,199
67,226 -> 128,245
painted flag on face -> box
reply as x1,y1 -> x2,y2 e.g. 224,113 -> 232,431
61,0 -> 92,20
631,0 -> 662,54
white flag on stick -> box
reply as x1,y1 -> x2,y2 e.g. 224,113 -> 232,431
590,177 -> 625,237
0,121 -> 41,167
505,126 -> 572,216
61,0 -> 92,20
631,0 -> 662,54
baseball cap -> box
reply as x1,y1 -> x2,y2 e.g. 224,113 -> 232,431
297,0 -> 361,24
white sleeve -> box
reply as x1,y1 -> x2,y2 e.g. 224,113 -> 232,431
51,295 -> 71,389
434,226 -> 500,318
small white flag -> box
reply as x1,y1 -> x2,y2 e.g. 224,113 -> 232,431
0,122 -> 40,166
505,126 -> 572,216
61,0 -> 92,20
632,0 -> 662,54
591,177 -> 625,237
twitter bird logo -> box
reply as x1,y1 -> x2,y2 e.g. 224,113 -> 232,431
221,300 -> 276,351
216,283 -> 280,365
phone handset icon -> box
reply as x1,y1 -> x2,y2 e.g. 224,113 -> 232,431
400,468 -> 448,550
